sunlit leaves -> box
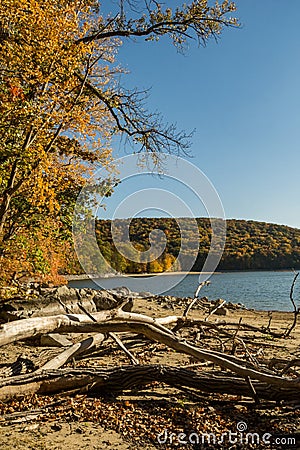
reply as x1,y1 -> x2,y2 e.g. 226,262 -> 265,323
0,0 -> 117,283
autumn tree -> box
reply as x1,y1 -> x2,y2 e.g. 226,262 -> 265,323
0,0 -> 237,283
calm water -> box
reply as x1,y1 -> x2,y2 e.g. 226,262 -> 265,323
68,270 -> 300,312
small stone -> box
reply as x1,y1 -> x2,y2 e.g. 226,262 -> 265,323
55,285 -> 70,297
214,307 -> 228,316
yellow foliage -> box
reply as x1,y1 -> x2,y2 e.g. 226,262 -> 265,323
0,0 -> 119,283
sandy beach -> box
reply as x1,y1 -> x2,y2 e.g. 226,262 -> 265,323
0,293 -> 299,449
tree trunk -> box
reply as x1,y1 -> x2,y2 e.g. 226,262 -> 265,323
0,365 -> 298,402
0,160 -> 18,236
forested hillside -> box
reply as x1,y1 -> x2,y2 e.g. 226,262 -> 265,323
95,218 -> 300,273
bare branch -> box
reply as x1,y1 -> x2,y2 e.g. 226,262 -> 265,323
183,281 -> 210,318
284,272 -> 299,337
76,72 -> 192,155
109,332 -> 139,365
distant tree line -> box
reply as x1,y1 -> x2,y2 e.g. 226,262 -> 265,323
94,218 -> 300,273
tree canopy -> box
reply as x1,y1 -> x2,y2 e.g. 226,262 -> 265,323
95,218 -> 300,274
0,0 -> 237,283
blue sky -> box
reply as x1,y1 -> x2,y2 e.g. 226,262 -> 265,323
100,0 -> 300,228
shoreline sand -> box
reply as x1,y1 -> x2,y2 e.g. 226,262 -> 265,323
65,268 -> 296,281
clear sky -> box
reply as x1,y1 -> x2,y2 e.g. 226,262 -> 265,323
100,0 -> 300,229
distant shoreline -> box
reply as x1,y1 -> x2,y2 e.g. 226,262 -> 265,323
65,268 -> 296,281
65,271 -> 209,280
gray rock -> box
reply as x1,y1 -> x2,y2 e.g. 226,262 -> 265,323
214,307 -> 228,316
138,291 -> 153,298
0,284 -> 133,322
109,286 -> 131,296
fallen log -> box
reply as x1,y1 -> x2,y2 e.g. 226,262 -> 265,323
0,365 -> 298,402
0,307 -> 177,346
37,333 -> 106,371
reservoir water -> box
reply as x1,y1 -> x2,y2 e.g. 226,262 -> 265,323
68,270 -> 300,312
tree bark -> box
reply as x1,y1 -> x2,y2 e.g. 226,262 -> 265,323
0,309 -> 177,347
0,160 -> 18,236
0,365 -> 298,402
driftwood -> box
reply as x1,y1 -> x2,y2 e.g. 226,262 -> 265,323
108,332 -> 139,365
0,305 -> 178,347
0,365 -> 298,402
284,272 -> 300,337
0,306 -> 299,395
183,281 -> 210,317
0,278 -> 299,405
37,333 -> 106,371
